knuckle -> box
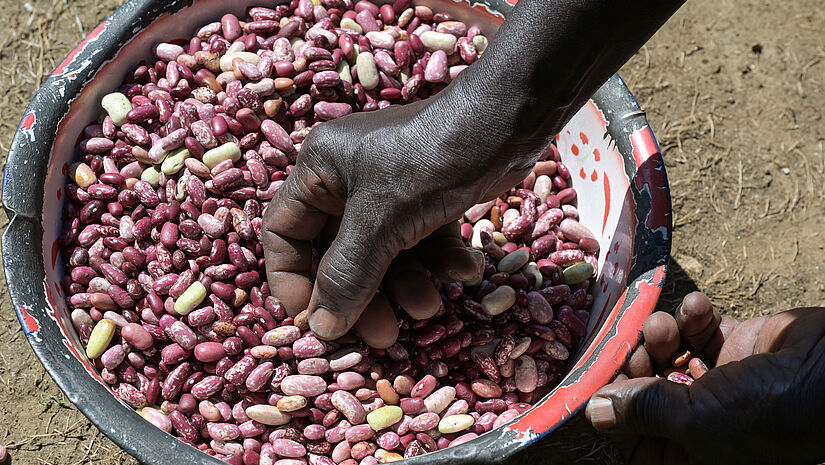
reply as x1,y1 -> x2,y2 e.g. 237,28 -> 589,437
319,249 -> 375,301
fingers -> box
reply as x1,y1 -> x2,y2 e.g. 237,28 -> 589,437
385,252 -> 442,320
415,222 -> 484,283
643,312 -> 681,369
623,344 -> 654,378
585,377 -> 691,437
352,293 -> 400,349
262,167 -> 332,316
674,292 -> 726,361
753,307 -> 825,354
714,316 -> 769,366
308,207 -> 399,341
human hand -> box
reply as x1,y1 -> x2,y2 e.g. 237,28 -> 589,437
585,292 -> 825,464
262,89 -> 540,348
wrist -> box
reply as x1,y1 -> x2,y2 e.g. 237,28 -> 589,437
430,76 -> 546,173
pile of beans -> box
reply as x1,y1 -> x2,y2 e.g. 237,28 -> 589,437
59,1 -> 600,464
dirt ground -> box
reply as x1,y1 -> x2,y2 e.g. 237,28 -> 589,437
0,0 -> 822,464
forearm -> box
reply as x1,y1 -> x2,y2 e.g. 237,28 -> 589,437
441,0 -> 685,165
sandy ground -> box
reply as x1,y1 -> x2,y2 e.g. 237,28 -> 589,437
0,0 -> 822,463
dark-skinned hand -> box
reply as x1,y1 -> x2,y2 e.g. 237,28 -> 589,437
586,291 -> 825,464
262,91 -> 537,348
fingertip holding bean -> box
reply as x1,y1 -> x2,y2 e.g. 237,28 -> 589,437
688,357 -> 708,379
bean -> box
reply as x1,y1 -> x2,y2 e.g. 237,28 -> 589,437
438,414 -> 474,434
174,281 -> 207,315
514,355 -> 538,393
411,324 -> 446,346
282,375 -> 327,397
355,52 -> 379,90
345,424 -> 375,443
330,441 -> 351,463
419,31 -> 456,52
122,322 -> 153,350
115,383 -> 147,409
277,395 -> 308,412
192,376 -> 224,400
424,50 -> 447,82
550,249 -> 585,267
101,345 -> 126,370
101,92 -> 132,125
537,283 -> 571,304
667,371 -> 694,385
492,409 -> 520,429
563,262 -> 594,286
471,351 -> 500,383
544,340 -> 570,361
470,379 -> 502,398
399,397 -> 424,415
247,362 -> 276,391
203,142 -> 241,169
481,285 -> 516,316
366,406 -> 404,432
220,354 -> 254,385
293,336 -> 327,358
314,101 -> 353,121
375,379 -> 399,405
410,375 -> 436,398
409,412 -> 439,432
331,390 -> 366,423
169,410 -> 199,442
526,291 -> 554,324
423,386 -> 455,414
272,438 -> 306,458
246,405 -> 292,426
140,406 -> 172,432
297,358 -> 330,375
86,319 -> 115,359
497,248 -> 530,274
328,350 -> 362,372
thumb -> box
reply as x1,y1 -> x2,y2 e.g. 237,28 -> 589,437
586,377 -> 693,437
307,205 -> 400,340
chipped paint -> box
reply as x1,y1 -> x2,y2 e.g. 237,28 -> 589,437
15,304 -> 41,342
52,20 -> 110,76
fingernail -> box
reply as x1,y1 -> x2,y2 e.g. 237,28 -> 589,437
586,397 -> 617,431
677,302 -> 687,318
689,357 -> 708,379
309,306 -> 347,340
